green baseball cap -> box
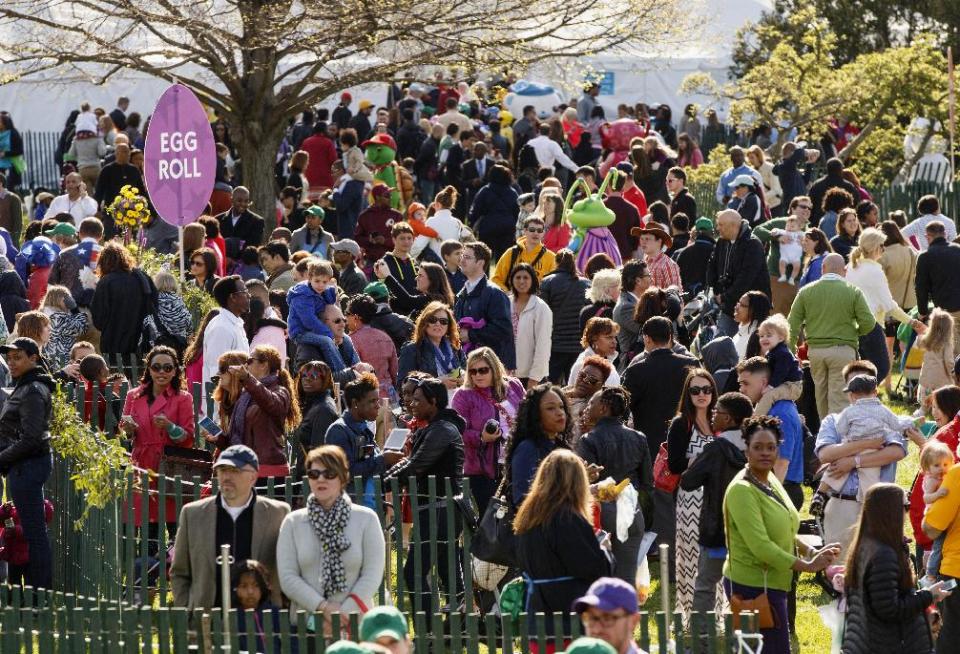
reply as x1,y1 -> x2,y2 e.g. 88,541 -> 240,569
44,222 -> 78,238
360,606 -> 408,644
324,641 -> 369,654
563,637 -> 618,654
305,205 -> 325,220
694,217 -> 714,232
363,281 -> 389,302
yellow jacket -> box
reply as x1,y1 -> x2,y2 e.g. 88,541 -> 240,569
491,243 -> 557,290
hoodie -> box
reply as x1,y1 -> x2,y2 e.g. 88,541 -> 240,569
679,430 -> 747,547
0,366 -> 56,470
285,281 -> 336,341
701,336 -> 740,394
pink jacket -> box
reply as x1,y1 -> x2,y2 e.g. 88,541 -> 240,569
251,323 -> 288,368
451,378 -> 525,478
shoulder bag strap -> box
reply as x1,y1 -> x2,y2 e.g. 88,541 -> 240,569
901,250 -> 916,308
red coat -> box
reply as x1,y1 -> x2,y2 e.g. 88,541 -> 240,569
910,415 -> 960,549
122,384 -> 196,524
301,134 -> 338,189
624,186 -> 648,222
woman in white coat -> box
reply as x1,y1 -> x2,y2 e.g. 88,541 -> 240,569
747,145 -> 783,213
277,445 -> 385,631
411,185 -> 469,260
509,263 -> 553,389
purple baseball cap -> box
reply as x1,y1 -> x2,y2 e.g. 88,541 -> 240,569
572,577 -> 638,614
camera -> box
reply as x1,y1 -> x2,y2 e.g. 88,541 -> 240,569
483,419 -> 500,435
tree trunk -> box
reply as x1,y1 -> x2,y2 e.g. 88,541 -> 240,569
236,132 -> 282,235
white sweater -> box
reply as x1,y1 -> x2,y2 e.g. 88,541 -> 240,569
411,209 -> 464,258
511,294 -> 553,380
276,502 -> 385,615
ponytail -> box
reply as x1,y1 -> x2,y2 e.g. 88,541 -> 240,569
435,185 -> 458,209
849,246 -> 864,268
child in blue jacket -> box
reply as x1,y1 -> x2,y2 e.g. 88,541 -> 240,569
286,259 -> 358,369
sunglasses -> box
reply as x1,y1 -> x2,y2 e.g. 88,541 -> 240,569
468,366 -> 491,376
426,316 -> 450,326
306,469 -> 339,480
797,204 -> 813,210
301,370 -> 324,380
150,363 -> 175,373
328,317 -> 346,324
247,357 -> 265,365
689,385 -> 713,396
526,227 -> 544,234
578,371 -> 601,385
190,260 -> 204,267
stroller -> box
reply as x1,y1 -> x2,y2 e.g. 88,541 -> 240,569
889,320 -> 924,405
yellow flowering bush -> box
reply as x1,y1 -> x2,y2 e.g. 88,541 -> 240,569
107,185 -> 152,232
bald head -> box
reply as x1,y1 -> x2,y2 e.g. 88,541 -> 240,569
115,142 -> 131,164
716,209 -> 742,241
822,253 -> 846,275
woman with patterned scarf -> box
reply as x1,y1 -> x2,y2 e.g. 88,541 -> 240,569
277,445 -> 385,635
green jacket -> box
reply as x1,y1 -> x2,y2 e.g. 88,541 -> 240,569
753,218 -> 788,277
723,468 -> 799,591
787,275 -> 876,350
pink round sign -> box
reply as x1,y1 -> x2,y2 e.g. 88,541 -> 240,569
143,84 -> 216,227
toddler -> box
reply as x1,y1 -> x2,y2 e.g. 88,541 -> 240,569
770,217 -> 804,285
754,314 -> 803,416
232,560 -> 280,654
39,284 -> 89,363
515,193 -> 536,239
813,374 -> 917,511
917,308 -> 955,408
286,259 -> 358,369
920,441 -> 953,586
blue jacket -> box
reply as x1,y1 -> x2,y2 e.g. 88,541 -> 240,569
454,276 -> 516,368
286,281 -> 336,340
397,338 -> 466,384
323,411 -> 384,480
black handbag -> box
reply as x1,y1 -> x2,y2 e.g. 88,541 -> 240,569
470,492 -> 517,568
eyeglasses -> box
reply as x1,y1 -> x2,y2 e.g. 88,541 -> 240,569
468,366 -> 491,376
306,469 -> 339,480
426,316 -> 450,326
190,260 -> 204,267
581,612 -> 630,628
150,363 -> 175,373
328,317 -> 346,324
689,385 -> 713,396
526,227 -> 545,234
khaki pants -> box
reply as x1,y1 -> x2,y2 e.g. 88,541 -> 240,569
822,497 -> 862,558
808,344 -> 857,420
769,275 -> 798,317
754,379 -> 803,416
78,165 -> 100,195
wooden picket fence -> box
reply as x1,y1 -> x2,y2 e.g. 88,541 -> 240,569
0,584 -> 759,653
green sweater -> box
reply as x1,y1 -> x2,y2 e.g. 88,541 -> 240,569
787,275 -> 876,349
722,469 -> 800,591
753,218 -> 789,277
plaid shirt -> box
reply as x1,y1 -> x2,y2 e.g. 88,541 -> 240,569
646,251 -> 681,289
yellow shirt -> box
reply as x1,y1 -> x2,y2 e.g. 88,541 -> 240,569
491,243 -> 557,290
924,464 -> 960,577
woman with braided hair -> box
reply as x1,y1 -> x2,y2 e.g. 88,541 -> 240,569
576,385 -> 653,584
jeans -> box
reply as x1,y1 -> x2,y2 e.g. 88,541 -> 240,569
723,578 -> 790,654
928,534 -> 945,578
404,502 -> 464,615
692,548 -> 724,613
717,312 -> 738,338
336,180 -> 365,240
293,333 -> 358,371
858,322 -> 890,383
419,179 -> 437,206
7,453 -> 53,590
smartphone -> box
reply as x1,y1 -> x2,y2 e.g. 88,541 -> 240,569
942,579 -> 958,591
198,415 -> 223,438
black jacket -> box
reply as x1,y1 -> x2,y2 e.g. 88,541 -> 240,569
670,188 -> 698,222
370,305 -> 415,352
0,270 -> 29,333
706,220 -> 770,317
396,121 -> 426,161
679,433 -> 746,547
384,408 -> 465,499
217,209 -> 266,248
454,276 -> 516,369
579,301 -> 615,334
0,367 -> 55,470
916,237 -> 960,314
576,417 -> 654,523
91,268 -> 157,355
676,235 -> 715,294
842,542 -> 934,654
808,173 -> 859,223
414,137 -> 440,179
622,348 -> 698,458
515,508 -> 612,637
540,270 -> 590,355
293,393 -> 338,478
468,181 -> 519,242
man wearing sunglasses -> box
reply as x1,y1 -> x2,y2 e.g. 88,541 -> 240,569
491,216 -> 557,290
171,445 -> 289,611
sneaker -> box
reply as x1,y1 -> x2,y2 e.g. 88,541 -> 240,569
787,278 -> 796,286
810,492 -> 828,520
778,275 -> 787,282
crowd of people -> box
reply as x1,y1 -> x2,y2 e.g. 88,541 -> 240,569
0,83 -> 958,654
